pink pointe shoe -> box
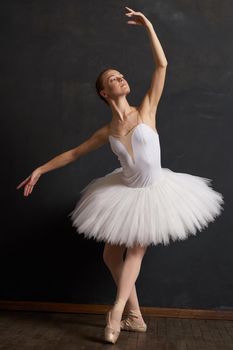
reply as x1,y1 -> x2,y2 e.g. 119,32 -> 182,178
104,308 -> 121,344
120,310 -> 147,332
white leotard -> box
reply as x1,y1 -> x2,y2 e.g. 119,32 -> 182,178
109,121 -> 163,188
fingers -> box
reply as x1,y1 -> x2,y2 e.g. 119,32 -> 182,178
24,184 -> 29,196
24,183 -> 33,197
127,21 -> 141,25
125,6 -> 141,15
16,172 -> 39,196
125,6 -> 144,25
16,176 -> 30,190
28,185 -> 33,195
125,6 -> 134,12
125,6 -> 134,16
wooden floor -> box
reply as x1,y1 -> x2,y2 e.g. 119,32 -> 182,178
0,310 -> 233,349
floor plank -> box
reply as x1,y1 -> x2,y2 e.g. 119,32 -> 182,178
0,310 -> 232,349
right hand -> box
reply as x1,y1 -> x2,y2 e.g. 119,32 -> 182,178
125,6 -> 152,28
16,168 -> 42,197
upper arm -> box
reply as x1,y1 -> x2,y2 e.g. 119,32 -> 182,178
71,123 -> 110,160
139,65 -> 167,119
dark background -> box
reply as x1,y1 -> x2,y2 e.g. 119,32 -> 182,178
1,0 -> 232,309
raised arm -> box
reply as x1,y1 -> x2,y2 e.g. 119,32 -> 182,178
16,123 -> 109,197
125,7 -> 168,119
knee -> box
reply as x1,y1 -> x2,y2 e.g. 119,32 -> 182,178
126,245 -> 148,260
103,245 -> 125,268
103,251 -> 123,268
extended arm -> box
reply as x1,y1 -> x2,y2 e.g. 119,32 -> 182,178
39,124 -> 109,175
16,123 -> 109,197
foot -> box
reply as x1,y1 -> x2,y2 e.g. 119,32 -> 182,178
104,299 -> 125,344
121,309 -> 147,332
104,308 -> 121,344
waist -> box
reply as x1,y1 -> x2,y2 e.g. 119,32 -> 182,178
120,166 -> 163,188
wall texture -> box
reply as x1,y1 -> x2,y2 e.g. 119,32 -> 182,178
1,0 -> 232,309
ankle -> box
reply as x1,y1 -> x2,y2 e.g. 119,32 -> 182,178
127,309 -> 145,322
111,298 -> 126,323
113,298 -> 125,313
114,298 -> 126,307
128,308 -> 142,316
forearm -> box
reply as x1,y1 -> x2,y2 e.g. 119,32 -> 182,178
145,21 -> 168,67
38,149 -> 76,175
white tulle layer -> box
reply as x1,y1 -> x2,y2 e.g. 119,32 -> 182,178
68,167 -> 224,248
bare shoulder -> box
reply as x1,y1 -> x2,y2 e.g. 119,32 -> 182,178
91,123 -> 111,143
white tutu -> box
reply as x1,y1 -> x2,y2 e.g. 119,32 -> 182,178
67,167 -> 224,248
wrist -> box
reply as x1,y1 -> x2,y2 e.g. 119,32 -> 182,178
144,20 -> 153,30
37,166 -> 45,175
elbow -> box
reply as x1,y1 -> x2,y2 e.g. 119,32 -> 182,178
155,59 -> 168,68
154,63 -> 168,70
159,61 -> 168,68
70,148 -> 80,162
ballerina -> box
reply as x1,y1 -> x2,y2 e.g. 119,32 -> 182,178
16,6 -> 224,344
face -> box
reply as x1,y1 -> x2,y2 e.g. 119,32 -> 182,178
100,70 -> 130,102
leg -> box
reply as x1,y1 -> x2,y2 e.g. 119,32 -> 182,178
103,243 -> 143,315
106,244 -> 148,329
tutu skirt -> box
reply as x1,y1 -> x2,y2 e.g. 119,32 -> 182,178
68,167 -> 224,248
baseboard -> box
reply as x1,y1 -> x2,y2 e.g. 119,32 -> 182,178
0,300 -> 232,320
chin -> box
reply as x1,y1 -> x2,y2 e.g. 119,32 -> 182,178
122,86 -> 130,94
125,87 -> 131,95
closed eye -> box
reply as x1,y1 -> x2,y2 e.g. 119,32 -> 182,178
110,75 -> 125,83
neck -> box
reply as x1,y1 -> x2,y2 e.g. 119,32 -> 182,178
109,97 -> 133,122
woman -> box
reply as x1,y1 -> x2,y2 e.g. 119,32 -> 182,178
17,7 -> 224,344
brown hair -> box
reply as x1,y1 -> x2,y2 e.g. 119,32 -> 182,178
95,68 -> 113,106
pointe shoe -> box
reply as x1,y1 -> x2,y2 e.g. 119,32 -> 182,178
120,310 -> 147,332
104,308 -> 121,344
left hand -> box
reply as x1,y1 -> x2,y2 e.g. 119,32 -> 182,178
125,6 -> 152,27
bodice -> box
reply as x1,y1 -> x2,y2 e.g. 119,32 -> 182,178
109,122 -> 163,188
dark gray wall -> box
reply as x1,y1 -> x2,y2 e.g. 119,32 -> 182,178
1,0 -> 232,309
